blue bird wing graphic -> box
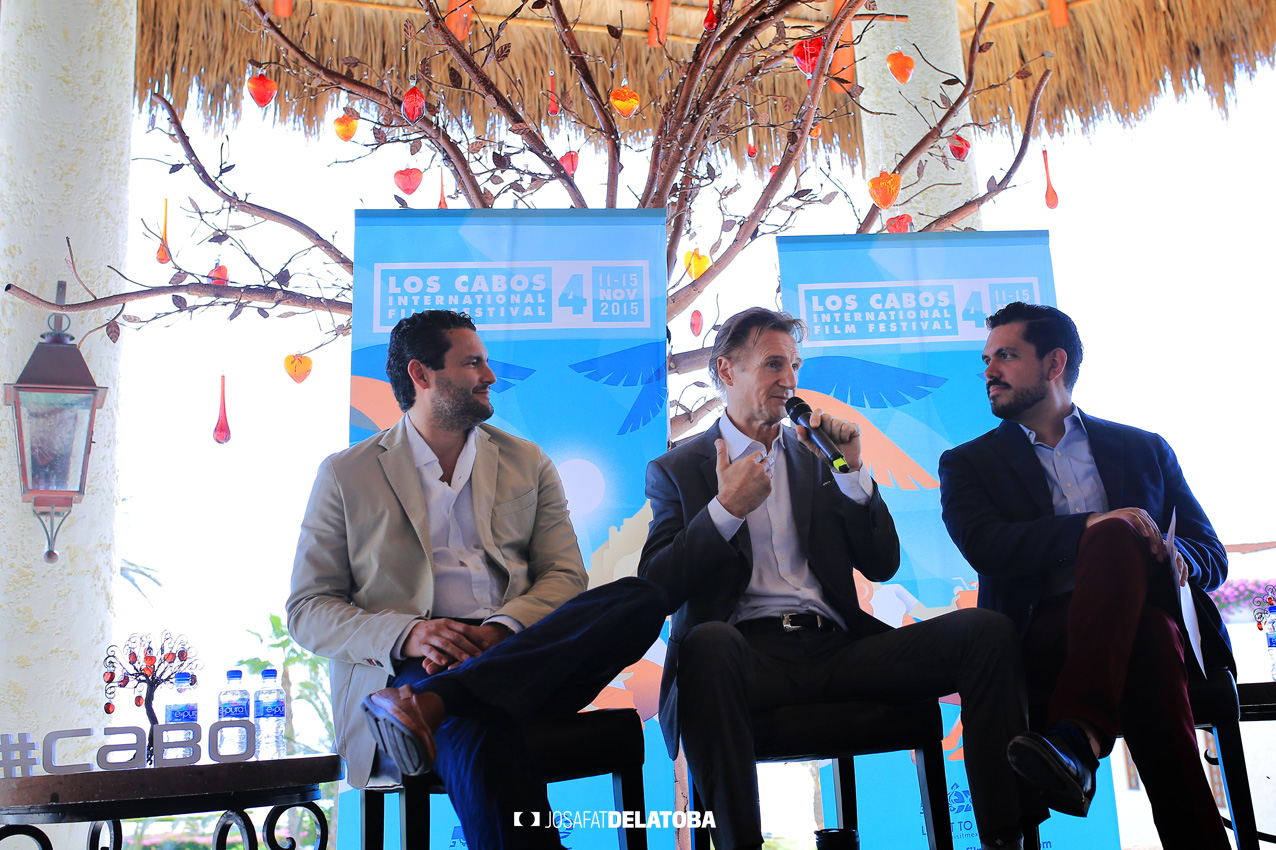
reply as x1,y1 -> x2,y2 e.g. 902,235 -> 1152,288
489,358 -> 535,394
798,356 -> 947,409
569,341 -> 666,387
618,380 -> 667,435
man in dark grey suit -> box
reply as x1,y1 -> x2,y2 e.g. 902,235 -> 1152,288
638,307 -> 1035,850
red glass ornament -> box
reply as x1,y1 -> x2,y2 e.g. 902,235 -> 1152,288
949,134 -> 971,162
214,374 -> 232,444
247,74 -> 278,108
156,199 -> 171,265
394,167 -> 423,195
747,142 -> 757,159
438,172 -> 448,209
103,671 -> 115,683
135,695 -> 144,707
128,651 -> 137,663
402,85 -> 426,124
119,675 -> 129,687
768,165 -> 780,178
104,702 -> 115,715
164,652 -> 176,663
887,51 -> 914,85
793,37 -> 824,78
334,114 -> 358,141
209,263 -> 228,285
144,655 -> 156,667
1042,148 -> 1059,209
703,2 -> 717,31
691,310 -> 703,336
177,649 -> 188,661
143,666 -> 154,676
885,213 -> 913,233
559,150 -> 579,178
274,0 -> 293,16
548,70 -> 560,117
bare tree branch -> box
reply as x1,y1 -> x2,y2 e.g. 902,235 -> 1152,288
4,282 -> 352,317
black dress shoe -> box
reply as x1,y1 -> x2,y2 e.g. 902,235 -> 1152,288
1007,725 -> 1098,817
980,837 -> 1023,850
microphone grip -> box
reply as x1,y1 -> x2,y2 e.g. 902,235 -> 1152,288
794,412 -> 851,473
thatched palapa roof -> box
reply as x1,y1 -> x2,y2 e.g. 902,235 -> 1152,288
137,0 -> 1276,172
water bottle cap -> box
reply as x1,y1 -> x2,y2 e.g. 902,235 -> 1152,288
175,672 -> 192,685
262,668 -> 279,680
226,669 -> 243,681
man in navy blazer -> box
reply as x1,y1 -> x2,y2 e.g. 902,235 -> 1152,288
640,307 -> 1036,850
938,302 -> 1233,850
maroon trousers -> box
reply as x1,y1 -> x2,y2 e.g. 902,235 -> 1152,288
1021,517 -> 1228,850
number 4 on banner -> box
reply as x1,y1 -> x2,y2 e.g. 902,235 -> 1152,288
559,273 -> 588,315
962,291 -> 987,327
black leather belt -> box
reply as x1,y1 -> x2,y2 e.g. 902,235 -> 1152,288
735,613 -> 840,633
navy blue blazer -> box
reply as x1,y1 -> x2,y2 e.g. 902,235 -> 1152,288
638,420 -> 901,757
937,412 -> 1233,676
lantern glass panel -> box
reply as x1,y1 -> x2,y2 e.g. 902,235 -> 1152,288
17,390 -> 95,494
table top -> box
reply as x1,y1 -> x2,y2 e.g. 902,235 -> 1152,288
0,755 -> 344,825
1238,680 -> 1276,720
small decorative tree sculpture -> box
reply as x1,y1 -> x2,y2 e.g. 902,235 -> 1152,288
102,632 -> 200,765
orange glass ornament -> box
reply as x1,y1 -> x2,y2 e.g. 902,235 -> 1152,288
134,695 -> 144,707
213,375 -> 231,444
208,262 -> 228,285
949,134 -> 971,162
438,172 -> 448,209
559,150 -> 579,177
334,114 -> 358,141
868,170 -> 901,210
703,1 -> 718,31
1042,148 -> 1059,209
394,167 -> 424,195
247,74 -> 278,108
887,51 -> 914,85
886,213 -> 913,233
793,36 -> 824,78
274,0 -> 293,16
548,70 -> 560,116
808,122 -> 823,139
156,199 -> 171,264
284,354 -> 313,384
610,84 -> 640,118
684,249 -> 711,281
402,85 -> 426,124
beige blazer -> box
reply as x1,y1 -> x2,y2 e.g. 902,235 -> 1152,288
286,417 -> 588,787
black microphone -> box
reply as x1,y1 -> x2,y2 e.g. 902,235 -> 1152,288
785,396 -> 852,474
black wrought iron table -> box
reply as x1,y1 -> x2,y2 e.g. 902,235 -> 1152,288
0,755 -> 343,850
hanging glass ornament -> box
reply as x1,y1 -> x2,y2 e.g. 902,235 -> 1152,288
156,199 -> 171,264
284,354 -> 313,384
887,50 -> 914,85
247,74 -> 278,108
394,167 -> 424,195
213,375 -> 231,444
868,170 -> 901,209
793,37 -> 824,79
334,114 -> 358,141
274,0 -> 293,16
610,82 -> 640,118
438,172 -> 448,209
885,213 -> 914,233
559,150 -> 579,177
949,134 -> 971,161
690,310 -> 704,336
1042,148 -> 1059,209
548,70 -> 560,116
703,1 -> 718,31
684,249 -> 711,281
208,262 -> 228,285
402,84 -> 426,124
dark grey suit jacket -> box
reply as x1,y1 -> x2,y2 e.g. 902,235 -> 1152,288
638,420 -> 901,758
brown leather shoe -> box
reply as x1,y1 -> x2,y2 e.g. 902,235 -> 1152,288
362,685 -> 439,776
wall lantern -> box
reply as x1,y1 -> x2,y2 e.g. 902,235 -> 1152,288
3,281 -> 108,563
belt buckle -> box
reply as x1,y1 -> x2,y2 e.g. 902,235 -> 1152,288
782,613 -> 801,632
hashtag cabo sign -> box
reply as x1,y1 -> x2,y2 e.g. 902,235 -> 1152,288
0,722 -> 258,778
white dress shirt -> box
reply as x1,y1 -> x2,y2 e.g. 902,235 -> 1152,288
707,413 -> 874,628
400,417 -> 522,640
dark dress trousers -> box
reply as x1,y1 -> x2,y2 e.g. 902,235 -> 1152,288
938,413 -> 1235,850
640,421 -> 1031,849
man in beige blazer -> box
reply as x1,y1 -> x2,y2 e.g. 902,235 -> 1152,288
288,310 -> 667,849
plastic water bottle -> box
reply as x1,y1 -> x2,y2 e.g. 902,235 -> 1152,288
164,671 -> 198,759
1266,606 -> 1276,682
217,669 -> 251,756
253,668 -> 287,760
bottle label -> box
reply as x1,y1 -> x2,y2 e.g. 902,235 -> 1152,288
166,705 -> 199,723
1267,631 -> 1276,649
219,701 -> 250,720
255,702 -> 286,719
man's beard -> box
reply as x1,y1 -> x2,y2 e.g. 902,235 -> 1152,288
988,380 -> 1047,420
432,376 -> 494,431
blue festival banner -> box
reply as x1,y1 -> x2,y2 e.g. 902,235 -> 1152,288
779,231 -> 1120,850
341,209 -> 674,850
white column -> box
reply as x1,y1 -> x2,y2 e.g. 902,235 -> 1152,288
0,0 -> 135,795
855,2 -> 982,228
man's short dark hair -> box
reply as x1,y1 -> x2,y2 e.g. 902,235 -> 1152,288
386,310 -> 477,412
708,307 -> 807,391
986,302 -> 1083,390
